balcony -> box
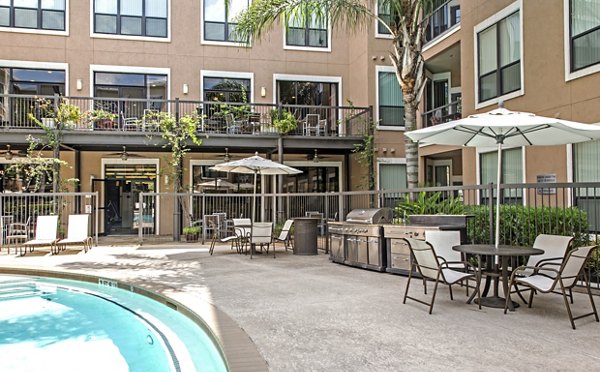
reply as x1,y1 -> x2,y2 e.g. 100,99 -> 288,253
421,98 -> 462,128
0,94 -> 371,141
424,0 -> 460,44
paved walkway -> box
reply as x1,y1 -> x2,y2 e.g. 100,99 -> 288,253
1,243 -> 599,371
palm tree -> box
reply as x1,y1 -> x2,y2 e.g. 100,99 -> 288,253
234,0 -> 432,189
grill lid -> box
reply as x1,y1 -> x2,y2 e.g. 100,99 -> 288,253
345,208 -> 393,224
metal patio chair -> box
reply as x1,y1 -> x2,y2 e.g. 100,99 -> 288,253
4,216 -> 32,255
250,222 -> 273,259
505,245 -> 599,329
402,237 -> 481,314
425,230 -> 470,295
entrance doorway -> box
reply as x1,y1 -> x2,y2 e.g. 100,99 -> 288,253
95,163 -> 157,235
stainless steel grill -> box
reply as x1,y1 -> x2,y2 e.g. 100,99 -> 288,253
344,208 -> 393,224
328,208 -> 392,272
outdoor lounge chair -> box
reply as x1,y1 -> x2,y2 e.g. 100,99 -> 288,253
56,214 -> 92,254
21,215 -> 59,256
511,234 -> 573,303
274,219 -> 294,252
402,237 -> 481,314
505,245 -> 599,329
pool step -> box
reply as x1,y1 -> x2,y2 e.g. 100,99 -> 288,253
0,281 -> 42,300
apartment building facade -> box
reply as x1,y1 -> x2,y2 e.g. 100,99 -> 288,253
416,0 -> 600,194
0,0 -> 416,235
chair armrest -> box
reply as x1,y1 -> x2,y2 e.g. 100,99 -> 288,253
513,265 -> 560,276
535,257 -> 563,267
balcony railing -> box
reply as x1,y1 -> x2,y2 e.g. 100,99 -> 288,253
424,0 -> 460,44
421,98 -> 461,128
0,94 -> 371,139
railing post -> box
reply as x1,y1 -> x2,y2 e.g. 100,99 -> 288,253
202,193 -> 206,244
175,97 -> 180,122
488,182 -> 494,245
94,191 -> 99,246
138,192 -> 144,244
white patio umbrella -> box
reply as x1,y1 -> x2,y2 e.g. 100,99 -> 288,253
405,107 -> 600,248
210,153 -> 302,223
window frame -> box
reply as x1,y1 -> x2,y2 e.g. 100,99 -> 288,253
473,0 -> 523,109
377,158 -> 408,191
90,0 -> 170,42
374,0 -> 394,39
201,0 -> 250,46
200,70 -> 254,103
283,8 -> 331,52
564,0 -> 600,81
0,0 -> 68,36
375,65 -> 405,131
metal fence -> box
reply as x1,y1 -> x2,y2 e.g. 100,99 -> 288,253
0,94 -> 371,138
0,192 -> 99,247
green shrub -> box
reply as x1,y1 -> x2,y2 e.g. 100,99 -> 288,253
465,205 -> 589,247
395,191 -> 465,216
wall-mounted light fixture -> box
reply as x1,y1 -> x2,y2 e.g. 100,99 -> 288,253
313,149 -> 319,163
260,86 -> 267,97
183,83 -> 189,95
76,79 -> 83,91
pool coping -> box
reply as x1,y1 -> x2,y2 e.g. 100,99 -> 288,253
0,265 -> 268,372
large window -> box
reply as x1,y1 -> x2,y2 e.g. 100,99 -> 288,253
203,0 -> 248,42
6,67 -> 65,95
93,71 -> 167,116
574,140 -> 600,230
570,0 -> 600,72
480,147 -> 522,203
0,0 -> 65,31
286,7 -> 328,48
277,80 -> 337,106
203,77 -> 250,103
379,163 -> 407,190
377,70 -> 404,127
477,10 -> 520,103
93,0 -> 168,38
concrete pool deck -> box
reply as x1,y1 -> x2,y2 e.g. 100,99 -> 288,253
1,242 -> 599,371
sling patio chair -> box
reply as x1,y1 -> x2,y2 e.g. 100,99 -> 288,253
402,237 -> 481,314
511,234 -> 573,304
425,230 -> 471,295
56,214 -> 93,254
250,222 -> 273,259
4,216 -> 32,255
21,215 -> 59,256
274,219 -> 294,252
505,245 -> 599,329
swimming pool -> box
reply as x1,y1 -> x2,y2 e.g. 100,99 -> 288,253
0,274 -> 228,372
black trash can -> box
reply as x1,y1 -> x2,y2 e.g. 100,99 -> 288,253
293,217 -> 319,255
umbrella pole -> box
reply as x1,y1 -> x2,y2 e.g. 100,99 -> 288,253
251,170 -> 257,259
495,142 -> 502,249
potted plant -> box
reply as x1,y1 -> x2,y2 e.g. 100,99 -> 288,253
183,225 -> 201,242
271,109 -> 298,134
86,109 -> 117,130
57,102 -> 82,129
36,98 -> 56,128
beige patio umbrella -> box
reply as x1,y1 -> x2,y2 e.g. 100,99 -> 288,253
406,107 -> 600,248
210,153 -> 302,224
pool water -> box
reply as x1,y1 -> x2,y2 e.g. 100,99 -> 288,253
0,275 -> 227,372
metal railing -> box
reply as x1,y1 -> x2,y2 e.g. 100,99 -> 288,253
424,0 -> 461,44
0,192 -> 99,247
421,98 -> 461,128
0,94 -> 371,138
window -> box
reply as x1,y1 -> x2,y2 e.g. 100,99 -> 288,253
573,140 -> 600,230
277,80 -> 337,106
0,0 -> 66,31
376,1 -> 395,35
569,0 -> 600,72
203,77 -> 250,102
379,163 -> 407,190
7,67 -> 65,95
93,71 -> 167,116
203,0 -> 248,42
480,147 -> 522,203
286,7 -> 328,48
93,0 -> 167,38
477,10 -> 520,103
282,166 -> 340,193
377,70 -> 404,127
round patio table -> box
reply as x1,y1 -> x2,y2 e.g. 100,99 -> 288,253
453,244 -> 544,311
